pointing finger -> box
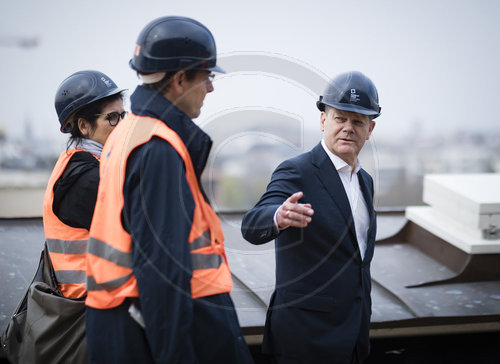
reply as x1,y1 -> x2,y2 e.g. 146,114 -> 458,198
287,191 -> 303,204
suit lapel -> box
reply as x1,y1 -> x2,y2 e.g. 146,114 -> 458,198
311,144 -> 356,238
358,169 -> 376,259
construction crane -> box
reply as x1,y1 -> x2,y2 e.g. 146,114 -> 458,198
0,35 -> 39,48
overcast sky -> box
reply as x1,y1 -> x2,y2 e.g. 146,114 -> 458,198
1,0 -> 499,148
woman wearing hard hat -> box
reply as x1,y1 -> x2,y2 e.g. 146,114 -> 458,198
44,70 -> 126,299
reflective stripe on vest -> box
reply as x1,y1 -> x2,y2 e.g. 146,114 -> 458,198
86,114 -> 233,309
85,233 -> 223,292
46,238 -> 88,254
43,149 -> 94,299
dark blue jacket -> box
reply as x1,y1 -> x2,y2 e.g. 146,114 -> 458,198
86,86 -> 252,364
241,143 -> 376,364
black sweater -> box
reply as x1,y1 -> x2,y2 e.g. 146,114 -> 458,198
52,151 -> 99,230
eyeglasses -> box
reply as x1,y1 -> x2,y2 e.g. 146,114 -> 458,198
95,111 -> 127,126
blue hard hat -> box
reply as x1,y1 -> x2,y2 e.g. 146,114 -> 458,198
317,71 -> 381,118
55,70 -> 124,133
130,16 -> 224,74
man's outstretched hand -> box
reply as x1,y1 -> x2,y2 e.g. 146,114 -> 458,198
276,191 -> 314,229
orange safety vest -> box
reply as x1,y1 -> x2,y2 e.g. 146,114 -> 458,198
43,149 -> 96,299
86,113 -> 233,309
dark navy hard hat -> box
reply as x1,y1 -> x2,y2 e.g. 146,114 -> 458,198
55,70 -> 125,133
317,71 -> 381,118
130,16 -> 224,74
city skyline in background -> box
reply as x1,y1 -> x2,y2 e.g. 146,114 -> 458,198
2,112 -> 499,210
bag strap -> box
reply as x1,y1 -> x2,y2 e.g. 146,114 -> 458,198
42,242 -> 62,295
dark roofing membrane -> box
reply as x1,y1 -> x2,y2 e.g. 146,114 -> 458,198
222,212 -> 500,338
1,213 -> 499,341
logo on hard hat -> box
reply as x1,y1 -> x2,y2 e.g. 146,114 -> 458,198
350,88 -> 360,103
101,77 -> 113,87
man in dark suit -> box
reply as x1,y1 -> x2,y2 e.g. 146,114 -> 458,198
241,71 -> 381,364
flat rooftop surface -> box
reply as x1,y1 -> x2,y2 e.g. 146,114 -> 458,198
1,213 -> 499,338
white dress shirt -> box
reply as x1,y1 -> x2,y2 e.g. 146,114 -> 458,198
321,139 -> 370,260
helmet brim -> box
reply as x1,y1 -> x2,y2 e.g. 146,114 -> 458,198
208,65 -> 225,74
130,58 -> 226,75
317,101 -> 380,119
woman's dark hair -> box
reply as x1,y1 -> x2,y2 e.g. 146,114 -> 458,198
67,91 -> 125,149
142,69 -> 197,94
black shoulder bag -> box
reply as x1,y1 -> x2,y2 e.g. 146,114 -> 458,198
1,242 -> 88,363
